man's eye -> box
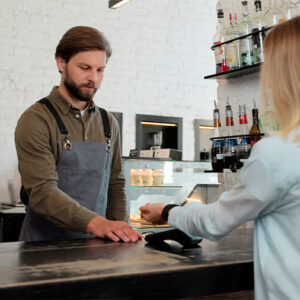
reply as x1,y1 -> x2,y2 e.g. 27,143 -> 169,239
80,66 -> 89,70
98,69 -> 104,73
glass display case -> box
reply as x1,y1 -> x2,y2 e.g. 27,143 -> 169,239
122,158 -> 219,216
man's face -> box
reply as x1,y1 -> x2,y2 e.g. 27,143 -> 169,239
59,50 -> 107,102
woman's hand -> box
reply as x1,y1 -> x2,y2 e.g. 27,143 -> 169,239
140,203 -> 167,225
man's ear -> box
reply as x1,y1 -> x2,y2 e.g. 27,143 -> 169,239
56,56 -> 66,73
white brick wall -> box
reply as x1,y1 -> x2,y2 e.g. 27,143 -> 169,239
0,0 -> 218,202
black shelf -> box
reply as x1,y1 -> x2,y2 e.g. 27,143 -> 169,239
128,185 -> 183,188
210,133 -> 264,141
205,26 -> 272,80
204,63 -> 261,79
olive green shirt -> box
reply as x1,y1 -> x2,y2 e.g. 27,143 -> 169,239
15,87 -> 127,233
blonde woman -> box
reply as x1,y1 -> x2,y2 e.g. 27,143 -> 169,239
140,16 -> 300,300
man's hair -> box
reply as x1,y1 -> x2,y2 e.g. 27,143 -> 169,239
55,26 -> 112,62
260,16 -> 300,137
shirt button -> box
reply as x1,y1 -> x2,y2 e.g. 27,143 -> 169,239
75,114 -> 80,118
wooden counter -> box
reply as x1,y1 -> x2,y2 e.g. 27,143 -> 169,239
0,228 -> 254,299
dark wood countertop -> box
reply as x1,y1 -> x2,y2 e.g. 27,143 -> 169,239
0,228 -> 254,299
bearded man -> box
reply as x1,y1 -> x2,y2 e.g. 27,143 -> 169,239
15,26 -> 141,243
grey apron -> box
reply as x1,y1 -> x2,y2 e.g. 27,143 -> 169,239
20,98 -> 112,241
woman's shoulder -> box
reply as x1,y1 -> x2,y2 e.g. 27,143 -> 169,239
251,135 -> 290,158
249,134 -> 300,179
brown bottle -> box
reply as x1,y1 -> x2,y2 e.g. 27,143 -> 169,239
226,102 -> 234,136
213,100 -> 221,137
249,107 -> 261,146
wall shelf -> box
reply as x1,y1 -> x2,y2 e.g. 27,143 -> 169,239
210,133 -> 264,140
204,63 -> 261,80
204,26 -> 272,80
204,63 -> 261,79
128,185 -> 183,189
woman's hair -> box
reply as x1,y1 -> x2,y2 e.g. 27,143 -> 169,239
55,26 -> 112,62
260,16 -> 300,137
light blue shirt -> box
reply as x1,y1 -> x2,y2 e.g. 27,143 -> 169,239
169,132 -> 300,300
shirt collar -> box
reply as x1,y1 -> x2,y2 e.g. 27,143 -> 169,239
48,86 -> 96,115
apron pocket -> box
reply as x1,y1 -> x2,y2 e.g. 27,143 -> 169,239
57,167 -> 103,212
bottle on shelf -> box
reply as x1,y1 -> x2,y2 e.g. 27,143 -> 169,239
237,137 -> 251,168
211,99 -> 225,172
223,99 -> 238,171
259,100 -> 280,134
213,9 -> 227,73
225,99 -> 234,136
211,139 -> 225,172
264,0 -> 284,27
252,0 -> 266,63
213,100 -> 222,137
225,13 -> 241,70
249,99 -> 261,146
239,1 -> 255,67
239,104 -> 249,135
234,13 -> 239,28
223,138 -> 239,171
280,0 -> 298,22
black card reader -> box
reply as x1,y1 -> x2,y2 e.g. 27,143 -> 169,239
144,228 -> 202,248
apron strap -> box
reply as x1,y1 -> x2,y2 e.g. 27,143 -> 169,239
39,98 -> 112,140
99,108 -> 111,140
20,98 -> 69,206
39,98 -> 69,136
20,99 -> 112,205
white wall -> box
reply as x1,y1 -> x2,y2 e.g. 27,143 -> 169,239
0,0 -> 218,203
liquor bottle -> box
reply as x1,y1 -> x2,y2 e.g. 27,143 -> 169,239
225,100 -> 234,136
234,13 -> 238,28
259,100 -> 279,135
239,104 -> 249,135
252,0 -> 266,63
223,100 -> 238,171
239,1 -> 255,67
225,13 -> 240,70
211,100 -> 225,172
211,139 -> 225,172
213,9 -> 226,73
213,100 -> 221,137
238,104 -> 251,168
264,0 -> 284,27
249,101 -> 261,146
280,0 -> 298,22
223,138 -> 239,171
238,137 -> 251,168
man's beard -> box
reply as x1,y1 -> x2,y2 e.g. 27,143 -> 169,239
64,67 -> 99,102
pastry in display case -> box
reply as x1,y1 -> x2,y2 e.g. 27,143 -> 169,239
142,168 -> 154,186
123,158 -> 219,226
152,168 -> 164,186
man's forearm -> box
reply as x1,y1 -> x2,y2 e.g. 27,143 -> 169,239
29,184 -> 98,232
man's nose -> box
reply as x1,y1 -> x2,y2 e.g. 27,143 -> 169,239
88,69 -> 98,83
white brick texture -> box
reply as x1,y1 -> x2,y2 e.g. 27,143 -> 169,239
0,0 -> 218,202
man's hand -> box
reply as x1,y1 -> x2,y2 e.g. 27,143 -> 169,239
140,203 -> 166,225
86,216 -> 143,243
